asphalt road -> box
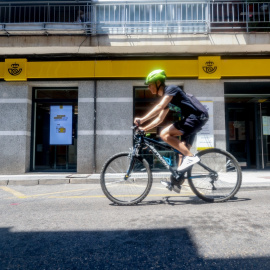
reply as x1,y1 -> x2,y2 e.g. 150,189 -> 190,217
1,184 -> 270,270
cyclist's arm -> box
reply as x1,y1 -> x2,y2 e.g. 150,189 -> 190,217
141,108 -> 169,131
138,95 -> 172,124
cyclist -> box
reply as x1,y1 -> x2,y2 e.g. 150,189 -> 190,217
134,69 -> 209,185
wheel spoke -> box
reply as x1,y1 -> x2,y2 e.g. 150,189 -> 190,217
100,153 -> 152,205
188,149 -> 242,202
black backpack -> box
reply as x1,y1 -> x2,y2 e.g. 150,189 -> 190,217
186,93 -> 209,119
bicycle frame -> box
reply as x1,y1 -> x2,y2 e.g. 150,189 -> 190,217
129,132 -> 217,181
143,137 -> 181,179
130,134 -> 183,180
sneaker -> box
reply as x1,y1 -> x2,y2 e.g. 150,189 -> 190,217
161,180 -> 172,191
177,156 -> 200,171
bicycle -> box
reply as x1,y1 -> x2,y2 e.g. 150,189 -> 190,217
100,126 -> 242,205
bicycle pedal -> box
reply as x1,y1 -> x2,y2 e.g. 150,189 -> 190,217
172,185 -> 181,194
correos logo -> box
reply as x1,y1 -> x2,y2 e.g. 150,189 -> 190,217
202,61 -> 217,74
8,63 -> 22,76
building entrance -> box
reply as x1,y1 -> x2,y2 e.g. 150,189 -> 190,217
225,82 -> 270,169
31,88 -> 78,171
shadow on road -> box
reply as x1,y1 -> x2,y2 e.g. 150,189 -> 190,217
109,196 -> 251,207
1,226 -> 269,269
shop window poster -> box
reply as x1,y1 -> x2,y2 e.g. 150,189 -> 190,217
196,101 -> 214,150
262,116 -> 270,135
229,121 -> 246,141
50,105 -> 73,145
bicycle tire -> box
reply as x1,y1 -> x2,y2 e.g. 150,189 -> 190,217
188,148 -> 242,203
100,152 -> 153,205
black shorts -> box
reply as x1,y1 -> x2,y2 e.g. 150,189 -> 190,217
173,114 -> 208,146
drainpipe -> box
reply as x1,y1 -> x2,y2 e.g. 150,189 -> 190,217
259,102 -> 264,169
93,80 -> 97,173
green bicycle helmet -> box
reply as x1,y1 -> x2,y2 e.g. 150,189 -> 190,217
145,69 -> 166,85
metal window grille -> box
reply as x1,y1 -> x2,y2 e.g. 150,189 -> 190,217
0,1 -> 269,35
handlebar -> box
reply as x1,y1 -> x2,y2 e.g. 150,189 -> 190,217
135,119 -> 141,126
131,125 -> 145,136
132,119 -> 147,137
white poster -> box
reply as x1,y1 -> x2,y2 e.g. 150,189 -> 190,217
262,116 -> 270,135
50,105 -> 73,145
196,101 -> 214,150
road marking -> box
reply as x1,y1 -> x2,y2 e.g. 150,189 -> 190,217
1,187 -> 97,199
49,195 -> 106,198
25,188 -> 94,198
0,186 -> 194,200
0,186 -> 27,198
48,193 -> 194,199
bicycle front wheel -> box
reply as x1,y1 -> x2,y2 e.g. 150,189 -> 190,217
188,148 -> 242,203
100,152 -> 152,205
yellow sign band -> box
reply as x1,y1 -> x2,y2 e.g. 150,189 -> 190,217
1,57 -> 270,81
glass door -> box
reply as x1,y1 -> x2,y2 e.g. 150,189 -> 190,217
225,82 -> 270,170
226,97 -> 270,170
258,102 -> 270,169
226,103 -> 257,168
227,106 -> 248,167
32,88 -> 78,171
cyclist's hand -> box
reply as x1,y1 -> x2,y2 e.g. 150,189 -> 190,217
137,127 -> 146,135
134,118 -> 142,126
138,126 -> 146,132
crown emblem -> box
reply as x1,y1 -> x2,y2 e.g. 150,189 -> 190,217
11,63 -> 19,68
8,63 -> 22,76
203,61 -> 217,74
206,61 -> 214,66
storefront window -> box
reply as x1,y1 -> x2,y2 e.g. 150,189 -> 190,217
32,88 -> 78,171
225,92 -> 270,169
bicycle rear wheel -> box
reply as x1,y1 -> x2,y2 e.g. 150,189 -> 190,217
188,148 -> 242,203
100,152 -> 152,205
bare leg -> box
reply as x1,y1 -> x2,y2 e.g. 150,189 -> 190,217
160,124 -> 193,158
178,142 -> 191,166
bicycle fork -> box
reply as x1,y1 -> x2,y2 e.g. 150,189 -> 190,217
124,145 -> 140,180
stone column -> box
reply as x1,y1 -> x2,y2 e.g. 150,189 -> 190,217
0,82 -> 32,174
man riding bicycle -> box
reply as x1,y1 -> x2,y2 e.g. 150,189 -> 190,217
134,69 -> 209,180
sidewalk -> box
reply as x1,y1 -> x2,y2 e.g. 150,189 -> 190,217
0,170 -> 269,189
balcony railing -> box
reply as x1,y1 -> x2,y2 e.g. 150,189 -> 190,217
0,1 -> 269,35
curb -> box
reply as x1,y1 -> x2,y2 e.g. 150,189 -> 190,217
240,185 -> 270,191
70,178 -> 99,184
0,178 -> 101,186
39,179 -> 70,185
0,180 -> 8,185
0,173 -> 270,188
8,180 -> 39,186
1,180 -> 270,190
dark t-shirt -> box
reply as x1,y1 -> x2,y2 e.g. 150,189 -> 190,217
164,85 -> 201,118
